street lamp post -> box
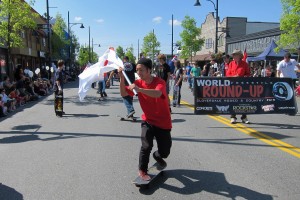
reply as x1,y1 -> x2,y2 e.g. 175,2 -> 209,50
89,26 -> 91,63
46,0 -> 51,66
67,11 -> 84,67
171,14 -> 174,59
194,0 -> 219,54
91,38 -> 100,62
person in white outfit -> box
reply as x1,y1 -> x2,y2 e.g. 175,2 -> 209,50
277,52 -> 300,87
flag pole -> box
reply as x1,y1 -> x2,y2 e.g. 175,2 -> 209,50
122,71 -> 138,96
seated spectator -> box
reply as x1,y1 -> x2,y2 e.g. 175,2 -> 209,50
0,88 -> 15,112
24,80 -> 39,101
9,86 -> 25,107
34,80 -> 47,96
44,79 -> 52,92
1,88 -> 16,111
16,75 -> 30,103
0,95 -> 8,116
3,76 -> 16,94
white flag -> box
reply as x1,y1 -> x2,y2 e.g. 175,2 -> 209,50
78,49 -> 123,101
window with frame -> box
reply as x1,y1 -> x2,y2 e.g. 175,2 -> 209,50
205,38 -> 213,49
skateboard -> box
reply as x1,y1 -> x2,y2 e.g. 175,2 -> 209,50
172,85 -> 179,106
117,115 -> 137,122
54,92 -> 63,117
132,162 -> 164,188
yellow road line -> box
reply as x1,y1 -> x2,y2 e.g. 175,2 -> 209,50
175,97 -> 300,159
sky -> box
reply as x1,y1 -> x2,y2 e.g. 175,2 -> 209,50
28,0 -> 283,59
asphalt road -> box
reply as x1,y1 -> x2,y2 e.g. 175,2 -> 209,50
1,79 -> 300,200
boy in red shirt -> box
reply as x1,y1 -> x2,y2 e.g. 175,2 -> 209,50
119,58 -> 172,181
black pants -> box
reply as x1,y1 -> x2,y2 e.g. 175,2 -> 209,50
173,85 -> 181,106
139,121 -> 172,171
230,114 -> 247,119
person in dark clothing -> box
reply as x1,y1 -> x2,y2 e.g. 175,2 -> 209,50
14,64 -> 24,82
121,56 -> 136,117
172,60 -> 183,107
157,54 -> 172,112
106,56 -> 136,117
54,60 -> 65,117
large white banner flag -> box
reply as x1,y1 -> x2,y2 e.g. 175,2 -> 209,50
78,48 -> 124,101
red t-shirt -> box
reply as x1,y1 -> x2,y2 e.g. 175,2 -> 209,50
226,60 -> 250,77
126,77 -> 172,130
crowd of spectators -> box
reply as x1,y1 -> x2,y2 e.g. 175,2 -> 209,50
0,65 -> 53,118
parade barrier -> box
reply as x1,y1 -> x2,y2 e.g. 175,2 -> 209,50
194,77 -> 298,115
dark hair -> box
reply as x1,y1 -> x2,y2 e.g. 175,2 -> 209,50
284,52 -> 291,59
123,56 -> 129,61
137,58 -> 152,70
223,54 -> 230,59
175,60 -> 181,68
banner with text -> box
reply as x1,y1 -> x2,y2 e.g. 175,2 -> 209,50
194,77 -> 298,115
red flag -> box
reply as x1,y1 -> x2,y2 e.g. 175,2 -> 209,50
242,48 -> 248,62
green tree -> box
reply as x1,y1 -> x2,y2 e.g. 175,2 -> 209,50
142,30 -> 160,63
125,47 -> 136,63
0,0 -> 38,75
51,13 -> 68,61
277,0 -> 300,54
179,15 -> 204,62
78,46 -> 90,66
70,33 -> 80,65
116,46 -> 125,59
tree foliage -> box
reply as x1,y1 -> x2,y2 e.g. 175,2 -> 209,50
125,47 -> 135,63
77,46 -> 97,66
0,0 -> 38,48
277,0 -> 300,52
51,13 -> 68,60
179,16 -> 204,60
116,46 -> 125,59
78,46 -> 90,66
116,46 -> 136,63
142,30 -> 160,61
70,32 -> 80,63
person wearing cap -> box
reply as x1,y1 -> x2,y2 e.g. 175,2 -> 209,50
119,58 -> 172,181
276,52 -> 300,87
226,49 -> 251,124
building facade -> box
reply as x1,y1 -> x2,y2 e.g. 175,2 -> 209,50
0,6 -> 49,81
191,13 -> 279,62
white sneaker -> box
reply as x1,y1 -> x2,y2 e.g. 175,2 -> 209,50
241,117 -> 250,124
230,118 -> 237,124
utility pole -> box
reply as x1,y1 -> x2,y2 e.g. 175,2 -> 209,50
68,11 -> 70,64
171,14 -> 174,59
152,29 -> 155,65
46,0 -> 51,67
89,26 -> 91,63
